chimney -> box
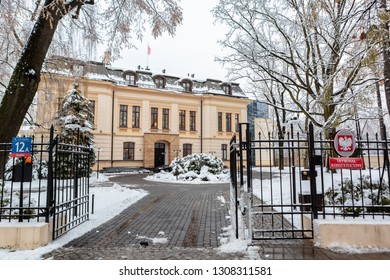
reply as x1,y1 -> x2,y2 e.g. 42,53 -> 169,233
103,51 -> 111,65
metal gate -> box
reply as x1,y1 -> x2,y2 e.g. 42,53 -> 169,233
230,122 -> 390,241
50,127 -> 92,239
230,123 -> 316,241
1,126 -> 92,240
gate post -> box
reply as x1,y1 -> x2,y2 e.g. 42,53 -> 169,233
229,135 -> 239,239
245,123 -> 253,204
308,123 -> 318,219
73,129 -> 80,217
46,125 -> 55,223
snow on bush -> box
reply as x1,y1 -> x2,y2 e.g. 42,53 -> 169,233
146,153 -> 229,184
324,175 -> 390,216
172,153 -> 223,175
0,181 -> 37,218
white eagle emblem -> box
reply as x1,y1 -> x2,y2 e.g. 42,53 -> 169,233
339,136 -> 352,151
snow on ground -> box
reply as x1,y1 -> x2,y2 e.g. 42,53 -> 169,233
0,172 -> 254,260
218,225 -> 259,258
4,166 -> 388,258
216,195 -> 226,205
251,166 -> 390,253
144,170 -> 230,184
0,174 -> 148,260
103,169 -> 152,179
325,243 -> 390,254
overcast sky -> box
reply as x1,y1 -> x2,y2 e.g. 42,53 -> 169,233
114,0 -> 228,81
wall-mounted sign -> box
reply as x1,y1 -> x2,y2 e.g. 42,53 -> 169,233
334,129 -> 356,157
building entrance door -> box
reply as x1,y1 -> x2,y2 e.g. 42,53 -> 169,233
154,143 -> 165,167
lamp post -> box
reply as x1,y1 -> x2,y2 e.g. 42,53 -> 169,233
96,148 -> 101,179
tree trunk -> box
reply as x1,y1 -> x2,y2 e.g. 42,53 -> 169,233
0,3 -> 61,142
0,1 -> 77,175
376,81 -> 387,144
380,0 -> 390,117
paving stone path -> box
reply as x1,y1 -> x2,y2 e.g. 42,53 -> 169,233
42,173 -> 251,260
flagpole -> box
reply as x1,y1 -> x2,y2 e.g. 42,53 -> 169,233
146,43 -> 151,70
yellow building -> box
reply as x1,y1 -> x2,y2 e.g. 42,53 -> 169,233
35,57 -> 250,169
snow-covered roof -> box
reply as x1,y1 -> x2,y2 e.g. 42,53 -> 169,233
43,56 -> 248,99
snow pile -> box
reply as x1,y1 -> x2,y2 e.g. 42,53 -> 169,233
0,183 -> 148,260
218,225 -> 260,259
89,172 -> 110,184
145,153 -> 230,184
136,231 -> 169,245
216,195 -> 226,205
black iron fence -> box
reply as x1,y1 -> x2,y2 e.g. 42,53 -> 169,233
0,126 -> 92,239
230,122 -> 390,240
310,127 -> 390,219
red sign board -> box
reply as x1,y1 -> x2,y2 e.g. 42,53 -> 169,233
334,129 -> 356,157
329,157 -> 363,170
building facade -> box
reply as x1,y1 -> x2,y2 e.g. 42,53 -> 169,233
35,57 -> 250,169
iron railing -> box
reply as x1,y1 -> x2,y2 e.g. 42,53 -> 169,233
230,122 -> 390,240
0,126 -> 92,239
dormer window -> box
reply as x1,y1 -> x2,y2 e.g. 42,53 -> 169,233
153,75 -> 166,89
181,79 -> 193,92
123,71 -> 137,85
72,64 -> 84,76
221,83 -> 232,95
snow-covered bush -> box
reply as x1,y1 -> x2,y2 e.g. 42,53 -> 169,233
145,153 -> 229,184
3,156 -> 48,181
0,181 -> 8,210
324,176 -> 390,216
164,153 -> 228,182
0,182 -> 37,218
170,153 -> 224,176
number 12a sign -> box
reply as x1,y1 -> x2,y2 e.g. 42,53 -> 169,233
11,137 -> 32,157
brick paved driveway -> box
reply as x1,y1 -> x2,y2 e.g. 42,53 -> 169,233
42,173 -> 250,259
73,174 -> 231,248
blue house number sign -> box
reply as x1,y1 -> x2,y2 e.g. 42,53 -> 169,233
11,137 -> 32,157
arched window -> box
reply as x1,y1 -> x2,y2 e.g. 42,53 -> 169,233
153,75 -> 166,89
181,79 -> 193,92
123,71 -> 138,85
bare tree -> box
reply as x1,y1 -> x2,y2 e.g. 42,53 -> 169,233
213,0 -> 378,138
0,0 -> 183,144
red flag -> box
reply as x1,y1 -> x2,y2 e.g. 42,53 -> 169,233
147,45 -> 151,56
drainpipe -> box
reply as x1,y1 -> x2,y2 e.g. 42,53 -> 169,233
200,99 -> 203,153
111,90 -> 115,167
